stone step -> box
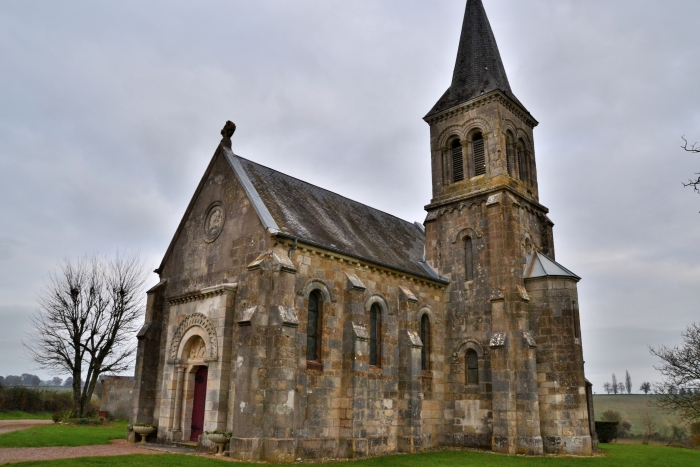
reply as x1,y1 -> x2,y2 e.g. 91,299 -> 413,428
172,441 -> 198,450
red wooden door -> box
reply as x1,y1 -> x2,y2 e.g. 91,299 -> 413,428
190,366 -> 208,441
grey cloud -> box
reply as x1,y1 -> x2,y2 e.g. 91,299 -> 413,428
1,0 -> 699,387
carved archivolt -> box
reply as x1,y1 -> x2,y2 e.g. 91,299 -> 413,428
169,313 -> 218,361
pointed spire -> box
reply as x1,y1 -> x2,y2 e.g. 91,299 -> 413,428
426,0 -> 524,118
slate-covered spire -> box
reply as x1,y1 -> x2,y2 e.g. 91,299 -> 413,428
426,0 -> 525,118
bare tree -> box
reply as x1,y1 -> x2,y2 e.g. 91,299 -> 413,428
625,370 -> 632,394
641,409 -> 656,444
682,137 -> 700,194
603,382 -> 612,394
25,253 -> 147,417
612,373 -> 618,395
640,382 -> 652,394
650,323 -> 700,424
617,382 -> 626,395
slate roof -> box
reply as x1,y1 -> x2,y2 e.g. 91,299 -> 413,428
223,149 -> 446,283
525,251 -> 581,281
425,0 -> 527,118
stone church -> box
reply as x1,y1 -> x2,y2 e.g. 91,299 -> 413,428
131,0 -> 595,461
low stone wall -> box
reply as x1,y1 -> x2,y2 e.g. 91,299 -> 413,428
99,376 -> 134,420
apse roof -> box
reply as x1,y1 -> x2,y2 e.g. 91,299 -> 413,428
224,149 -> 447,283
525,251 -> 581,281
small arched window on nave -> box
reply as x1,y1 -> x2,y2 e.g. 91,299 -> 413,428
420,314 -> 431,371
369,303 -> 382,367
466,349 -> 479,385
306,290 -> 322,361
451,139 -> 464,183
472,133 -> 486,176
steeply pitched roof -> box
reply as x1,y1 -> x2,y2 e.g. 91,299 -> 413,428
223,148 -> 446,283
425,0 -> 526,118
525,251 -> 581,281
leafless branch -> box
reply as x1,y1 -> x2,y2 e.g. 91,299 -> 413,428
650,323 -> 700,424
24,252 -> 148,416
682,136 -> 700,153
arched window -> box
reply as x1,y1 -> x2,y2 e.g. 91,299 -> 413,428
472,133 -> 486,176
506,133 -> 515,178
517,140 -> 528,183
306,291 -> 322,361
464,236 -> 474,281
451,139 -> 464,183
369,303 -> 381,367
466,349 -> 479,385
420,314 -> 431,371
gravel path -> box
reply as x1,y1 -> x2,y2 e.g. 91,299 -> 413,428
0,420 -> 53,436
0,439 -> 162,464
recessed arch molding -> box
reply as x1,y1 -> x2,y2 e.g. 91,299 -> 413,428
169,312 -> 218,361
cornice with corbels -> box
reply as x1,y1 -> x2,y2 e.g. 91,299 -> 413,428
424,91 -> 538,129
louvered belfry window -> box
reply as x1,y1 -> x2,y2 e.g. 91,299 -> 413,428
518,144 -> 526,182
506,138 -> 515,177
306,291 -> 321,361
369,304 -> 381,367
466,349 -> 479,385
472,133 -> 486,176
451,139 -> 464,183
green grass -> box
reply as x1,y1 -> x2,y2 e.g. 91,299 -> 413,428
6,445 -> 700,467
593,395 -> 680,435
0,420 -> 128,447
0,411 -> 52,420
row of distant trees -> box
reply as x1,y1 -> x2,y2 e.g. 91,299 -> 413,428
602,370 -> 646,394
0,374 -> 74,388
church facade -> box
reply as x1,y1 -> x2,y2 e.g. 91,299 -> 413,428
130,0 -> 595,461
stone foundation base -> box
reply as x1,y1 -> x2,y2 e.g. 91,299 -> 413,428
492,435 -> 544,455
543,435 -> 592,455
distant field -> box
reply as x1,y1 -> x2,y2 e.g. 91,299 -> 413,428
593,395 -> 680,435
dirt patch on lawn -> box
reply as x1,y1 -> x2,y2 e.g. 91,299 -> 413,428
0,439 -> 161,464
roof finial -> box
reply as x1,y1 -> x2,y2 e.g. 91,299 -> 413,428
220,120 -> 236,148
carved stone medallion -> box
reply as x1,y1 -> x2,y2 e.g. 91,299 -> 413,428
204,203 -> 224,242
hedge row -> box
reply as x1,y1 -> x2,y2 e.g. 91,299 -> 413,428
0,386 -> 74,414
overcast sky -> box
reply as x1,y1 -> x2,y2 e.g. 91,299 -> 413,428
1,0 -> 699,393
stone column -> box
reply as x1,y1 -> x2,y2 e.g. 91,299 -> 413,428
339,273 -> 369,458
171,366 -> 185,437
398,329 -> 423,453
131,280 -> 165,428
229,248 -> 298,463
486,192 -> 543,455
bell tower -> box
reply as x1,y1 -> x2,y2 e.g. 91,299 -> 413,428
423,0 -> 592,456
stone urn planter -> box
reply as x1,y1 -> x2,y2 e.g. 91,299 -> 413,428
132,425 -> 156,444
206,432 -> 231,456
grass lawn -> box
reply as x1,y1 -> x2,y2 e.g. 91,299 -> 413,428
0,420 -> 128,447
0,411 -> 52,420
593,395 -> 679,435
7,444 -> 700,467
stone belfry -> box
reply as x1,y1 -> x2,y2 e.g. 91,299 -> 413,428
423,0 -> 593,456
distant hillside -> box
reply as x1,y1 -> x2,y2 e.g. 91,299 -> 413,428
593,395 -> 681,435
